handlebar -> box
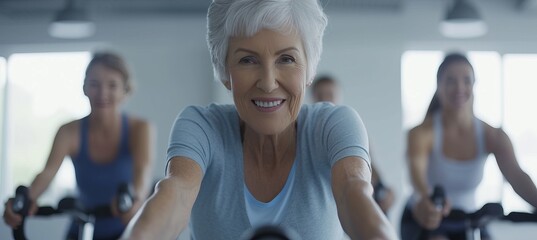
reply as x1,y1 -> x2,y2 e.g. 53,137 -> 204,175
436,203 -> 504,232
467,203 -> 503,229
117,182 -> 134,213
11,183 -> 134,240
503,211 -> 537,223
431,185 -> 445,210
12,186 -> 65,240
240,225 -> 301,240
415,185 -> 504,240
13,186 -> 31,216
429,185 -> 503,232
416,185 -> 447,240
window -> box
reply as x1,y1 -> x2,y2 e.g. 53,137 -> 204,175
502,54 -> 537,213
0,57 -> 6,202
2,52 -> 91,205
401,51 -> 536,212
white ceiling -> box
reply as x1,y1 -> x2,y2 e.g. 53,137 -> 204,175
0,0 -> 535,24
0,0 -> 533,17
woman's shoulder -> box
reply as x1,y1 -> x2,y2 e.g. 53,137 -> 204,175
478,119 -> 500,134
477,118 -> 506,140
59,119 -> 81,135
479,119 -> 510,152
126,115 -> 154,135
407,117 -> 434,141
53,119 -> 82,153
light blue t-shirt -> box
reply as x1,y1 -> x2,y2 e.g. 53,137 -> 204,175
244,157 -> 297,227
167,103 -> 370,240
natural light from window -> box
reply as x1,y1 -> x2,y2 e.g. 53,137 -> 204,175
0,57 -> 7,203
502,54 -> 537,213
5,52 -> 91,205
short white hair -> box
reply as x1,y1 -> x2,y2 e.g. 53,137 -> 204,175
207,0 -> 328,84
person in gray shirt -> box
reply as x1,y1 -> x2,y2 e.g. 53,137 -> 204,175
311,75 -> 396,216
122,0 -> 396,239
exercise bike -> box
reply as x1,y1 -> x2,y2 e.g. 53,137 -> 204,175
413,186 -> 535,240
240,224 -> 301,240
11,183 -> 134,240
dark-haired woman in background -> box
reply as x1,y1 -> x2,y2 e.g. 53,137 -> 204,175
401,53 -> 537,240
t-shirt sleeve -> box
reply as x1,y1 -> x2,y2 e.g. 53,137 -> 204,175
323,105 -> 371,169
166,106 -> 215,174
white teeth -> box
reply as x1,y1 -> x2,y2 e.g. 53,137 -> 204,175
254,100 -> 283,108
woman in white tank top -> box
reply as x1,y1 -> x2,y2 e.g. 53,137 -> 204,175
402,53 -> 537,240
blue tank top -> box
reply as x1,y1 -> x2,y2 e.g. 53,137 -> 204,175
69,114 -> 134,239
426,112 -> 488,212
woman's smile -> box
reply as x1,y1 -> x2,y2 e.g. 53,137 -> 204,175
252,98 -> 286,112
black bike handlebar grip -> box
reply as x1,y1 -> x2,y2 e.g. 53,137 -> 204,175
506,212 -> 537,223
117,182 -> 134,213
415,186 -> 446,240
240,225 -> 301,240
58,197 -> 79,212
36,206 -> 58,216
430,185 -> 445,210
12,186 -> 30,240
13,186 -> 30,215
476,203 -> 503,217
470,203 -> 503,228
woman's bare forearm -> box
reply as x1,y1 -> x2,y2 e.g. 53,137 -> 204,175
338,180 -> 396,240
28,171 -> 57,201
509,172 -> 537,208
122,177 -> 199,240
409,165 -> 430,199
332,157 -> 397,239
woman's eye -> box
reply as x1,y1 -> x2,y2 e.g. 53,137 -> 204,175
465,77 -> 473,85
446,77 -> 456,85
279,55 -> 296,64
239,56 -> 257,64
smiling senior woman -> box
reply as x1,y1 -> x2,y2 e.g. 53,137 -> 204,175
122,0 -> 396,239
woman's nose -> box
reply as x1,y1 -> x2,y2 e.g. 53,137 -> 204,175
256,65 -> 279,93
456,80 -> 467,92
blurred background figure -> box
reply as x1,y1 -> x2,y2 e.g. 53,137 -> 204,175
311,74 -> 396,215
3,52 -> 155,240
401,53 -> 537,240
